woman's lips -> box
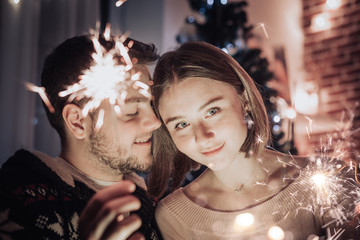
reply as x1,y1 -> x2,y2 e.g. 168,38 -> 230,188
201,143 -> 225,157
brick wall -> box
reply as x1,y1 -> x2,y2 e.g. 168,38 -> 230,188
302,0 -> 360,161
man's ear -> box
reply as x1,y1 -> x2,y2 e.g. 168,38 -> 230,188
62,104 -> 87,139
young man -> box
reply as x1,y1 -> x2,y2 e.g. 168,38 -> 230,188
0,35 -> 162,240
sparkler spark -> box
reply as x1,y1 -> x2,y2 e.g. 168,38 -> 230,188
115,0 -> 127,7
254,23 -> 269,39
25,82 -> 54,113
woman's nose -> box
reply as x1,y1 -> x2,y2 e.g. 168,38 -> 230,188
194,122 -> 214,148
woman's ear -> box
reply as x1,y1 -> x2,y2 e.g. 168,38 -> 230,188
62,104 -> 86,139
238,94 -> 250,114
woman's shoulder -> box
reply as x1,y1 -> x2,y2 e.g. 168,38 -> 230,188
262,149 -> 309,168
261,149 -> 309,182
157,188 -> 188,210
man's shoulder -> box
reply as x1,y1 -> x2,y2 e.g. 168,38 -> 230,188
0,149 -> 41,181
1,149 -> 37,167
0,149 -> 93,198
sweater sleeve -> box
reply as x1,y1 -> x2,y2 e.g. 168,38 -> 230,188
0,190 -> 31,240
155,200 -> 189,240
0,184 -> 83,240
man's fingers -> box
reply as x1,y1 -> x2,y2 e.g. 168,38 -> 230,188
84,195 -> 141,240
81,180 -> 136,223
102,214 -> 142,240
127,232 -> 145,240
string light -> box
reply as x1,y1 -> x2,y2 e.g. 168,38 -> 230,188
268,226 -> 285,240
235,213 -> 254,228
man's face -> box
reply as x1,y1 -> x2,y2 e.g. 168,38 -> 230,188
86,67 -> 161,176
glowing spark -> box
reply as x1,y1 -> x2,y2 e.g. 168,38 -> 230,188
254,23 -> 269,39
311,173 -> 326,188
25,82 -> 55,113
256,135 -> 264,144
305,116 -> 313,133
115,0 -> 127,7
103,23 -> 111,41
95,109 -> 105,131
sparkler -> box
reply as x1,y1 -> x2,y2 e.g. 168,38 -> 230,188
231,108 -> 360,239
28,27 -> 151,130
275,109 -> 360,238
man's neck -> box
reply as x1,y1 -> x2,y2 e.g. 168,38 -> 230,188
60,148 -> 124,182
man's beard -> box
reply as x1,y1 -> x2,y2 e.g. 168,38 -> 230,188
88,129 -> 151,176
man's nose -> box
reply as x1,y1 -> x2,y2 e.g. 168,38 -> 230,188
142,109 -> 161,132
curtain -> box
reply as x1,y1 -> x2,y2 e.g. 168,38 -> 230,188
0,0 -> 99,164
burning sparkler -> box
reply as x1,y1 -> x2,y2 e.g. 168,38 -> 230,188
231,106 -> 360,239
277,108 -> 360,238
28,26 -> 151,130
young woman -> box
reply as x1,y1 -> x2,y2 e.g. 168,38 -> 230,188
147,41 -> 360,239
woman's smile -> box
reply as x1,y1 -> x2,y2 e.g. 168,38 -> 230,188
201,143 -> 225,157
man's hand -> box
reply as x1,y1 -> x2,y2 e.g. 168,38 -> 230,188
79,180 -> 144,240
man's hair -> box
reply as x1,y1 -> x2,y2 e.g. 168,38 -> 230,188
40,35 -> 158,147
147,41 -> 270,198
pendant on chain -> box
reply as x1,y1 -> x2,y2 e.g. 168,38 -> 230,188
234,184 -> 244,194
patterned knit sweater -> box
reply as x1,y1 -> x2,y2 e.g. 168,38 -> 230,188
0,149 -> 162,240
156,161 -> 360,240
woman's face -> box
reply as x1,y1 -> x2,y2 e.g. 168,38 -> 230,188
158,77 -> 248,171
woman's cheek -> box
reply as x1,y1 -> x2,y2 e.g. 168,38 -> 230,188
173,135 -> 192,155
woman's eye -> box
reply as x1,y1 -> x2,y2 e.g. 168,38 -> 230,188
206,107 -> 220,117
126,112 -> 138,118
175,121 -> 189,130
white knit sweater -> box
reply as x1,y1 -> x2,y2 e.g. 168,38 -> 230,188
156,164 -> 359,240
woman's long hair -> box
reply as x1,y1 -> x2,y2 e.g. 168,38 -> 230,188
147,41 -> 269,199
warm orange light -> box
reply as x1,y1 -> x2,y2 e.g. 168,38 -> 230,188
294,84 -> 319,115
311,13 -> 331,32
286,108 -> 297,119
268,226 -> 285,240
326,0 -> 341,9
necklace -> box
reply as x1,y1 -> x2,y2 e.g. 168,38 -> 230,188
234,184 -> 245,194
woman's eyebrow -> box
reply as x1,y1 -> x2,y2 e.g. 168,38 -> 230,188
198,96 -> 224,111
